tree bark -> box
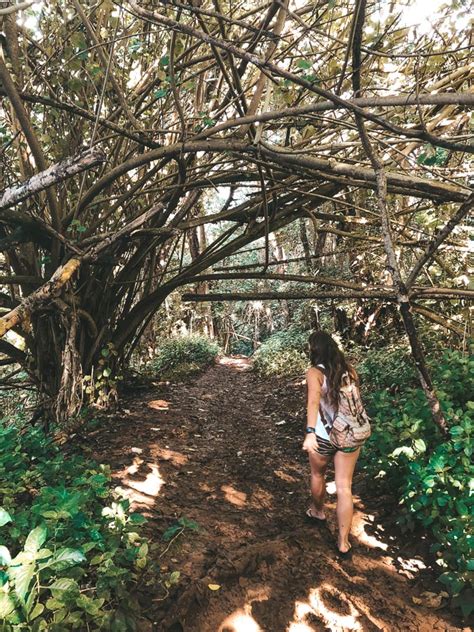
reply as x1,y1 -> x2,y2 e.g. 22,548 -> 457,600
0,258 -> 81,337
0,149 -> 105,210
352,0 -> 448,434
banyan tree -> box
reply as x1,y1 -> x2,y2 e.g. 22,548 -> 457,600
0,0 -> 472,426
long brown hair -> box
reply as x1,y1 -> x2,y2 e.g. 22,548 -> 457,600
308,331 -> 357,409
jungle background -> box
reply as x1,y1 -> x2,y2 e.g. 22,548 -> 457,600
0,0 -> 472,629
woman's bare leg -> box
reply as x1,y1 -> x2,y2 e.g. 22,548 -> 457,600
308,449 -> 331,519
334,448 -> 360,552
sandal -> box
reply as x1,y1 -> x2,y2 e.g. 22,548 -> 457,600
305,508 -> 327,524
335,544 -> 353,560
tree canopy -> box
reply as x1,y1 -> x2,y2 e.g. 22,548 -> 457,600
0,0 -> 472,422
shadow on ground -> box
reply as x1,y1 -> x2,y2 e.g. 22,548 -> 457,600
86,357 -> 467,632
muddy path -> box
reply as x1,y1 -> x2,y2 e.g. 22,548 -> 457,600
89,358 -> 468,632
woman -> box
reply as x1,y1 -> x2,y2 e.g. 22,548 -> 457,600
302,331 -> 360,559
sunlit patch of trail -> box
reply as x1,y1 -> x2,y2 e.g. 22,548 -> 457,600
96,358 -> 466,632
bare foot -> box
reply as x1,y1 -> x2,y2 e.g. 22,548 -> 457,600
337,537 -> 351,553
307,506 -> 326,520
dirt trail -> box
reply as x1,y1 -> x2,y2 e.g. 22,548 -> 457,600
90,358 -> 469,632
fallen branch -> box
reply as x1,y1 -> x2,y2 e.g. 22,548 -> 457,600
182,290 -> 395,301
352,0 -> 448,434
0,0 -> 34,16
77,138 -> 470,215
181,288 -> 474,302
411,304 -> 465,337
0,149 -> 106,211
0,259 -> 81,338
406,193 -> 474,288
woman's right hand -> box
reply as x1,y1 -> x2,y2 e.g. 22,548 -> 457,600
302,433 -> 318,452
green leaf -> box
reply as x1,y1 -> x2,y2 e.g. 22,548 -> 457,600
162,524 -> 183,541
0,593 -> 16,618
0,545 -> 12,565
49,548 -> 86,570
154,88 -> 168,99
11,562 -> 34,601
40,510 -> 58,519
439,572 -> 465,595
25,525 -> 47,553
76,594 -> 105,615
178,517 -> 199,531
36,549 -> 52,560
46,597 -> 63,611
0,507 -> 12,527
29,602 -> 44,620
48,578 -> 79,598
296,59 -> 312,69
129,512 -> 146,525
455,501 -> 469,516
413,438 -> 426,453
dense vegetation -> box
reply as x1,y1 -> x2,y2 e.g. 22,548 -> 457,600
361,348 -> 473,618
147,335 -> 219,381
0,422 -> 149,630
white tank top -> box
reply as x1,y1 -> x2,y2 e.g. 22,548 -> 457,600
315,363 -> 336,440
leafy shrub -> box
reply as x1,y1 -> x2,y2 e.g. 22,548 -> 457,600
150,335 -> 219,380
0,422 -> 148,630
253,329 -> 309,377
356,342 -> 417,392
360,349 -> 474,617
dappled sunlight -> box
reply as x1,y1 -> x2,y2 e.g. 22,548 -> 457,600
351,512 -> 388,551
395,555 -> 427,579
289,584 -> 364,632
218,356 -> 252,372
147,399 -> 170,410
151,445 -> 189,466
287,623 -> 314,632
125,463 -> 164,496
274,468 -> 298,483
221,483 -> 248,507
249,485 -> 273,510
115,456 -> 165,508
218,605 -> 263,632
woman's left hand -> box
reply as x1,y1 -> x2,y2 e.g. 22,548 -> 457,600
302,433 -> 318,452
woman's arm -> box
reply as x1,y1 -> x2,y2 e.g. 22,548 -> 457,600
303,366 -> 324,451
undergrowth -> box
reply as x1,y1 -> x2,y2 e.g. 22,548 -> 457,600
253,329 -> 309,377
150,335 -> 219,381
0,422 -> 149,630
359,348 -> 474,618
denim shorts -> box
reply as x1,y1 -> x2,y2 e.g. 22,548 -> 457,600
315,435 -> 358,457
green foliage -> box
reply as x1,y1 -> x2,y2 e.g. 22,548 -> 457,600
150,336 -> 219,380
417,144 -> 449,166
83,343 -> 122,408
357,343 -> 417,392
253,329 -> 309,377
162,517 -> 199,542
360,350 -> 474,617
0,422 -> 148,630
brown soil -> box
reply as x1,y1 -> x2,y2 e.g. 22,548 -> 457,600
89,357 -> 470,632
